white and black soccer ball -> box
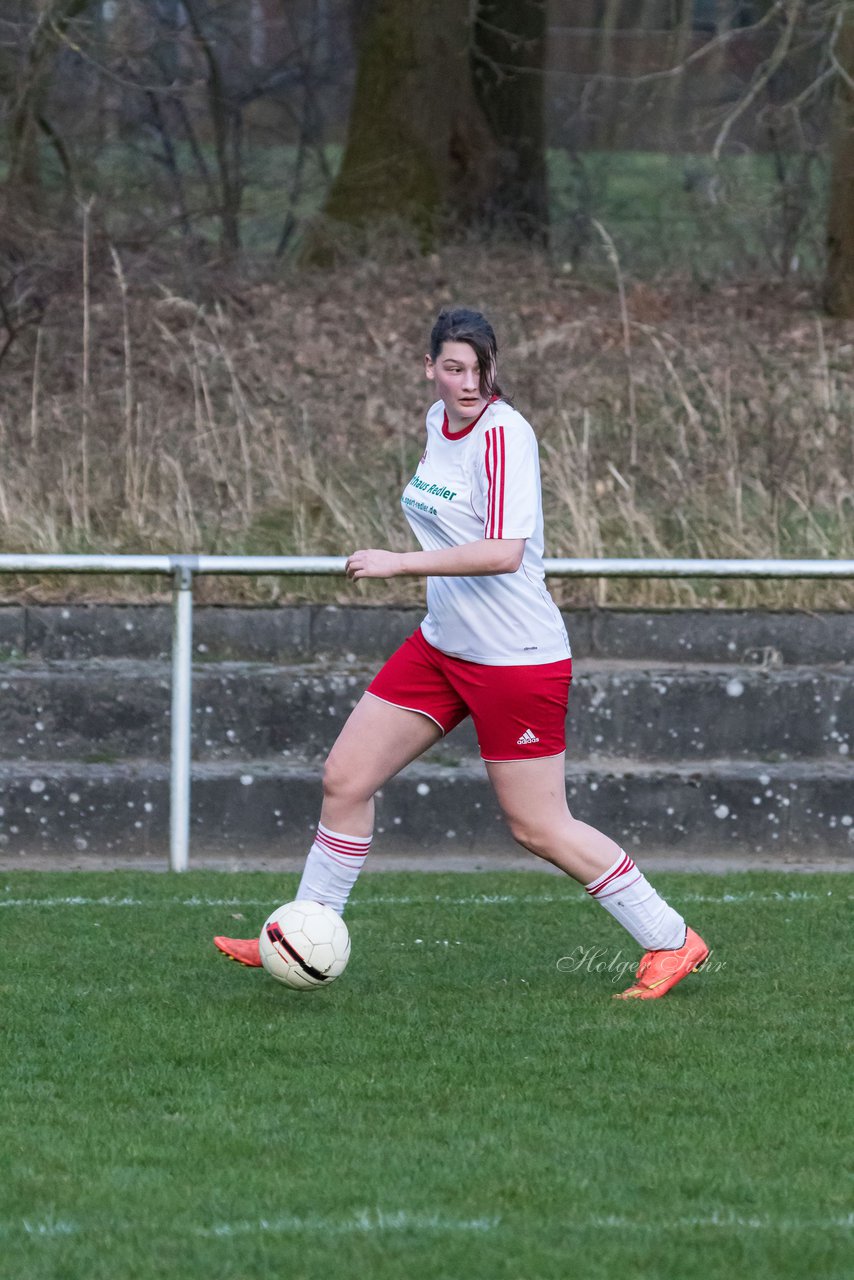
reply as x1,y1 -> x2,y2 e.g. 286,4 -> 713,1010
259,900 -> 350,990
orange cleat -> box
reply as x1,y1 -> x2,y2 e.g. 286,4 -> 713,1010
214,935 -> 262,967
613,926 -> 710,1000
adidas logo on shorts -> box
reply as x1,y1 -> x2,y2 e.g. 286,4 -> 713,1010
516,728 -> 540,746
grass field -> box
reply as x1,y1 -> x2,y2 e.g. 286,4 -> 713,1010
2,870 -> 851,1280
11,137 -> 827,272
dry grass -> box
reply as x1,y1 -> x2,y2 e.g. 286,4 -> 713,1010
0,234 -> 852,608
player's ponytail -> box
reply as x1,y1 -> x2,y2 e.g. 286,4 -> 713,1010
429,307 -> 510,404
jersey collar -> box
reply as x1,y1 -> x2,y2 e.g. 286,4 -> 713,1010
441,395 -> 499,440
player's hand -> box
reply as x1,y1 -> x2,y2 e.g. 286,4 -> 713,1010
345,549 -> 403,581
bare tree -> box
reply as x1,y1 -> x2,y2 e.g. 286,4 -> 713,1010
472,0 -> 548,239
311,0 -> 547,253
824,1 -> 854,314
315,0 -> 498,246
2,0 -> 853,303
3,0 -> 91,209
182,0 -> 245,253
0,0 -> 349,257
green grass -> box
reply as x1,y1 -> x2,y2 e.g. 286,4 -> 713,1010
4,136 -> 826,273
2,870 -> 852,1279
549,150 -> 827,278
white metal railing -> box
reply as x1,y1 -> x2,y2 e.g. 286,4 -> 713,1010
1,552 -> 852,871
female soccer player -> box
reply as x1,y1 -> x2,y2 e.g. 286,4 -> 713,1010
215,307 -> 708,999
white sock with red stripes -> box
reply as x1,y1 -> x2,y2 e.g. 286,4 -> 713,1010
585,851 -> 686,951
295,822 -> 372,916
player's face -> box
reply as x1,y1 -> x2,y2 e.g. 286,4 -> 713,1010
425,341 -> 490,428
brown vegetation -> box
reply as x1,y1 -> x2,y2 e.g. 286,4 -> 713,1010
0,235 -> 852,609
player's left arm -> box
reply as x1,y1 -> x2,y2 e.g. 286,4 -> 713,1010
346,539 -> 525,581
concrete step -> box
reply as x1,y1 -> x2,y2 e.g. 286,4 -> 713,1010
1,658 -> 851,763
2,603 -> 853,664
2,605 -> 851,861
1,757 -> 852,859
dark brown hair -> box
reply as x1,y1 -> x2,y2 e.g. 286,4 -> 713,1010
429,307 -> 505,401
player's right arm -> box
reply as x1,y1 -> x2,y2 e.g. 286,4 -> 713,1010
345,539 -> 525,581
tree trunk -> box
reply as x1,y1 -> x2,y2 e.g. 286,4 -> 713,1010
5,0 -> 89,210
824,12 -> 854,316
309,0 -> 502,252
472,0 -> 548,240
184,0 -> 244,255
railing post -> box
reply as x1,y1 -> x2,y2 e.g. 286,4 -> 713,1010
169,558 -> 195,872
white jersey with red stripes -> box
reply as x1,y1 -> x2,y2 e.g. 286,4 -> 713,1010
400,397 -> 570,666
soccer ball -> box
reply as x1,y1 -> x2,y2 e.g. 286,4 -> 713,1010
259,900 -> 350,990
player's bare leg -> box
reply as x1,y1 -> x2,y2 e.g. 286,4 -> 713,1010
319,692 -> 443,837
486,754 -> 708,998
485,753 -> 619,882
214,694 -> 442,965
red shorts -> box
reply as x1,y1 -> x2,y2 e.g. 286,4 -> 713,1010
366,627 -> 572,762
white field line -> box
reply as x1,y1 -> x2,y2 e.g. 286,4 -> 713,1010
7,1211 -> 498,1240
195,1210 -> 854,1238
585,1212 -> 854,1233
7,1209 -> 853,1241
19,1219 -> 77,1238
196,1209 -> 500,1238
0,889 -> 848,910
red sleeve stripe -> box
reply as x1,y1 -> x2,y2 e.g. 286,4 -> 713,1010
485,426 -> 506,538
484,432 -> 494,532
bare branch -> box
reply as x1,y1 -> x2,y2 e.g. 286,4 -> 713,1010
584,2 -> 790,88
712,1 -> 805,160
829,1 -> 854,93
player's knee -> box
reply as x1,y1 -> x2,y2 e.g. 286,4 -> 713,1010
321,755 -> 350,802
322,754 -> 372,806
505,813 -> 550,855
